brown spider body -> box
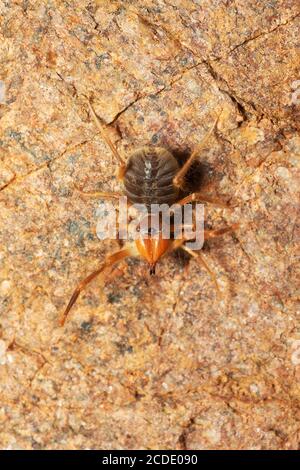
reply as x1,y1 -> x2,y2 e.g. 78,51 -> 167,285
60,100 -> 237,326
124,147 -> 180,274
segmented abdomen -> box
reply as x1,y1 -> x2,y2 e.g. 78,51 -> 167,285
123,147 -> 180,208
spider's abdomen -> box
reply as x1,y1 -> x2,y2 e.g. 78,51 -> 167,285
123,147 -> 180,208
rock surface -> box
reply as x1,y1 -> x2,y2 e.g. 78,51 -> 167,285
0,0 -> 299,450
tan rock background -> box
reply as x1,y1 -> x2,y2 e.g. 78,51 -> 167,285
0,0 -> 299,450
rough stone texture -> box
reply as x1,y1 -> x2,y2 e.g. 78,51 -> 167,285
0,0 -> 299,450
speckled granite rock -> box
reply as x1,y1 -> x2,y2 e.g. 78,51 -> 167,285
0,0 -> 299,450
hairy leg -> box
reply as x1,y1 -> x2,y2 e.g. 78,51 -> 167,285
181,245 -> 221,297
173,113 -> 220,190
204,224 -> 239,240
87,99 -> 126,179
74,186 -> 122,199
60,244 -> 137,326
176,192 -> 229,208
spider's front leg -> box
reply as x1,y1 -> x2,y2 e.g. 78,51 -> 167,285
87,99 -> 127,180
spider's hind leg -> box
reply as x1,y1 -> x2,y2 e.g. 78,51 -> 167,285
60,244 -> 137,326
173,113 -> 220,190
181,245 -> 221,298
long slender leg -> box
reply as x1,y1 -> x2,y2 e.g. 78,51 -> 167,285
173,113 -> 220,189
87,99 -> 126,179
204,224 -> 239,240
60,245 -> 137,326
73,185 -> 125,243
170,223 -> 238,244
74,184 -> 122,199
176,192 -> 229,208
181,245 -> 221,297
168,223 -> 238,295
76,186 -> 131,246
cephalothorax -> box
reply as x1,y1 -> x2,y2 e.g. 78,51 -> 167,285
61,99 -> 237,325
